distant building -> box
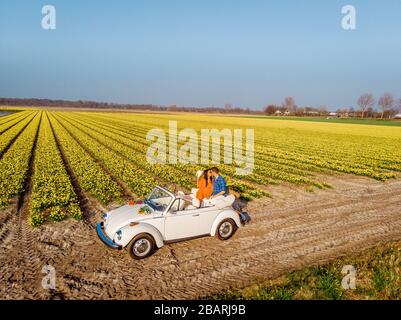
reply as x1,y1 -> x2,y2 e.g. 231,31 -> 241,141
394,114 -> 401,119
275,110 -> 283,116
304,111 -> 319,116
326,112 -> 338,119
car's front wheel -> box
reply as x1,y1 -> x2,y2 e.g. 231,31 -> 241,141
127,233 -> 155,260
216,219 -> 237,241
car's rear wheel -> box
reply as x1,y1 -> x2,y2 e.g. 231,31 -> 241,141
127,233 -> 155,260
217,219 -> 237,241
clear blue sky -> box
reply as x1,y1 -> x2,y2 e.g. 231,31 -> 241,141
1,0 -> 400,110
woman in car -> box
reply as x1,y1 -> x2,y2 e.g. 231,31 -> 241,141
195,169 -> 213,207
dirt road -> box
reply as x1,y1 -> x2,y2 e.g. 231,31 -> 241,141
0,175 -> 400,299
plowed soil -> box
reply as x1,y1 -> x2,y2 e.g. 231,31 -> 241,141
0,175 -> 400,299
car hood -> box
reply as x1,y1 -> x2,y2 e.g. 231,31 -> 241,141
103,204 -> 160,236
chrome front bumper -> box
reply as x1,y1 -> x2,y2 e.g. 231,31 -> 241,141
96,222 -> 122,250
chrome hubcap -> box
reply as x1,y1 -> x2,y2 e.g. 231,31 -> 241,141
133,239 -> 151,257
219,222 -> 233,238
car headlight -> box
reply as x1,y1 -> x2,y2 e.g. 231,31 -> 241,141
116,230 -> 122,241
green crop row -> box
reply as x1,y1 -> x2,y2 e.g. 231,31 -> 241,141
49,113 -> 123,204
0,113 -> 41,208
30,112 -> 82,226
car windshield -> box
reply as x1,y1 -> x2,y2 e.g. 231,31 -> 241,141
145,187 -> 173,212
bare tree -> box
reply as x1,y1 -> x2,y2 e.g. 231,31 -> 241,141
318,106 -> 328,115
357,93 -> 375,118
378,93 -> 394,119
283,97 -> 295,113
167,104 -> 178,112
366,107 -> 374,118
264,105 -> 278,115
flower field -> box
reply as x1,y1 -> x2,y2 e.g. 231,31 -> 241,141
0,110 -> 400,226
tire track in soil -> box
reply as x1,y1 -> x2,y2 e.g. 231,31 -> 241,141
48,113 -> 142,299
0,114 -> 40,248
143,186 -> 401,268
125,203 -> 401,299
0,112 -> 42,299
34,113 -> 115,299
61,178 -> 401,299
1,172 -> 401,299
116,177 -> 401,299
0,205 -> 18,246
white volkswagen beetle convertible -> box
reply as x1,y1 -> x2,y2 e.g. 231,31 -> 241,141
96,186 -> 242,259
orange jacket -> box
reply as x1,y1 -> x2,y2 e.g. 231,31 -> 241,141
196,178 -> 213,201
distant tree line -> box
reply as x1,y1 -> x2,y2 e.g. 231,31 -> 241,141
2,96 -> 401,118
338,93 -> 401,119
0,98 -> 157,111
264,95 -> 401,119
264,97 -> 330,117
356,93 -> 401,119
0,98 -> 260,114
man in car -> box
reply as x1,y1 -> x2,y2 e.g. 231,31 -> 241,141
208,168 -> 249,224
206,167 -> 235,209
210,167 -> 227,198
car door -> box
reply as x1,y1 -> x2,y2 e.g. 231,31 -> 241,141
196,206 -> 221,235
164,199 -> 202,241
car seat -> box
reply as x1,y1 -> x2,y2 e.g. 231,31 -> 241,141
178,199 -> 187,211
